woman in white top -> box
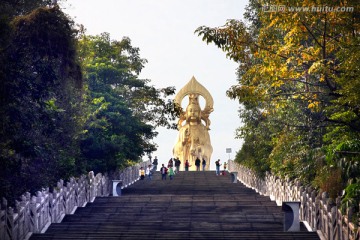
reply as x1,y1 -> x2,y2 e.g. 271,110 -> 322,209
146,164 -> 152,180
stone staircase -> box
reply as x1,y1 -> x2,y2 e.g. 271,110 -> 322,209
29,171 -> 319,239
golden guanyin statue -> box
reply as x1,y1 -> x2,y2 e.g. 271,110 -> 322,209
173,76 -> 213,171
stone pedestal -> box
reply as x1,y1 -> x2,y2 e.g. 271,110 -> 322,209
282,201 -> 300,231
112,180 -> 122,196
231,172 -> 238,183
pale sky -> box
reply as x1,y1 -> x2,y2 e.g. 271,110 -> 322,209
63,0 -> 248,170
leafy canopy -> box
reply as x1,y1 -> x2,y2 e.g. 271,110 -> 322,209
196,0 -> 360,208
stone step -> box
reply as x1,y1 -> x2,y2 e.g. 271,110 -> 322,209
86,201 -> 277,207
93,194 -> 273,201
87,203 -> 277,209
73,207 -> 282,216
30,231 -> 320,240
62,213 -> 284,223
44,221 -> 285,233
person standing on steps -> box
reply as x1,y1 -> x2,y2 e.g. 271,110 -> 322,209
195,157 -> 201,171
184,160 -> 191,171
174,157 -> 181,173
160,164 -> 168,180
223,162 -> 227,176
152,156 -> 158,172
168,158 -> 174,168
215,159 -> 221,176
139,167 -> 145,180
168,166 -> 175,180
202,157 -> 206,171
146,164 -> 152,180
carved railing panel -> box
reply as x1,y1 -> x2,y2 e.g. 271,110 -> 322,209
0,160 -> 150,240
228,160 -> 359,240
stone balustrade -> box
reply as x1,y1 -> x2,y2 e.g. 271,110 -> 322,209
0,160 -> 150,240
228,160 -> 359,240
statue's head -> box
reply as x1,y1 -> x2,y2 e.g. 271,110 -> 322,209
186,101 -> 201,124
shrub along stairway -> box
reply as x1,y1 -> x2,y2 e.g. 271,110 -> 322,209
30,171 -> 319,239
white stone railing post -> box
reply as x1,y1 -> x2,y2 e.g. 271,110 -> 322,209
29,196 -> 38,233
14,193 -> 30,240
64,181 -> 73,214
282,201 -> 301,231
231,172 -> 238,183
87,171 -> 95,202
77,175 -> 87,207
112,180 -> 122,196
8,207 -> 15,239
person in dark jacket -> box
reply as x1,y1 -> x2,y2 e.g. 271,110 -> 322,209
202,158 -> 206,171
195,157 -> 201,171
174,157 -> 181,173
160,164 -> 168,180
215,159 -> 221,176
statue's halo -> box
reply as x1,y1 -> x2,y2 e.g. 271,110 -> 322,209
175,76 -> 214,111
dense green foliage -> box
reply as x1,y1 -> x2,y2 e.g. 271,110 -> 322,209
78,33 -> 178,173
196,0 -> 359,215
1,3 -> 83,203
0,2 -> 178,204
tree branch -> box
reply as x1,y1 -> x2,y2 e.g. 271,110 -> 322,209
300,21 -> 323,48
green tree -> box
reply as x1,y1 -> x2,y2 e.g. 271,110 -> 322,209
78,32 -> 179,173
235,106 -> 272,177
0,5 -> 83,203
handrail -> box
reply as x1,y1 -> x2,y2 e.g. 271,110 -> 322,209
0,160 -> 150,240
228,160 -> 359,240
